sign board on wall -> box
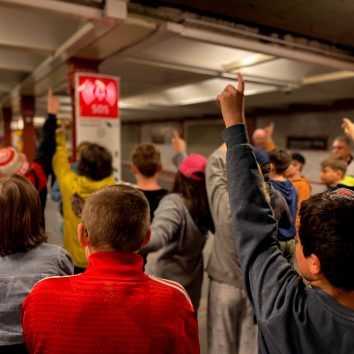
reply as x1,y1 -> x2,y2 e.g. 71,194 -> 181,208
75,73 -> 120,180
287,136 -> 328,150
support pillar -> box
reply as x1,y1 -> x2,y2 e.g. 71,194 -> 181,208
67,58 -> 99,159
2,107 -> 12,147
21,95 -> 36,163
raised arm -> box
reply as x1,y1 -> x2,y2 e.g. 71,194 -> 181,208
342,118 -> 354,141
171,130 -> 188,168
206,144 -> 230,226
141,195 -> 183,252
218,74 -> 300,318
34,89 -> 59,178
52,128 -> 76,189
264,122 -> 276,152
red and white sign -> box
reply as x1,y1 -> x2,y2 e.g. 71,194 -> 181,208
77,75 -> 119,119
75,73 -> 121,180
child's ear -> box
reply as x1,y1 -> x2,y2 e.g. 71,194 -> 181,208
131,164 -> 138,174
78,223 -> 89,248
141,227 -> 151,247
309,253 -> 321,275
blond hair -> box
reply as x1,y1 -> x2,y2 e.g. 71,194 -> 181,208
81,184 -> 150,252
321,157 -> 347,175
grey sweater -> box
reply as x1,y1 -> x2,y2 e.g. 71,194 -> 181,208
144,193 -> 207,309
224,124 -> 354,354
206,149 -> 291,287
205,149 -> 244,288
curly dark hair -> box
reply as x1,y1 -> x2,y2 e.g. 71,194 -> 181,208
299,191 -> 354,290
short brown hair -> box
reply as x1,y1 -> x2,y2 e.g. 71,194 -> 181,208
81,184 -> 150,252
0,175 -> 47,256
132,143 -> 162,177
78,143 -> 113,181
269,149 -> 291,174
321,157 -> 347,175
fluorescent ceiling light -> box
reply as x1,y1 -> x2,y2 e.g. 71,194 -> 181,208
223,54 -> 275,72
303,70 -> 354,85
120,78 -> 276,109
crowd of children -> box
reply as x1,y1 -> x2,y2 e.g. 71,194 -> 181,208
0,76 -> 354,354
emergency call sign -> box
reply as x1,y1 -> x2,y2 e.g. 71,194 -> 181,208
75,73 -> 121,180
77,74 -> 119,119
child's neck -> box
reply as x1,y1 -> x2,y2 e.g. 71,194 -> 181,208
135,174 -> 161,191
312,279 -> 354,311
289,171 -> 301,180
270,174 -> 286,181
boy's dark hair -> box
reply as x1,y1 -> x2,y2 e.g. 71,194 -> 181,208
81,184 -> 150,252
0,175 -> 47,256
321,157 -> 347,175
291,152 -> 306,165
269,149 -> 291,174
299,191 -> 354,290
132,143 -> 162,177
78,143 -> 113,181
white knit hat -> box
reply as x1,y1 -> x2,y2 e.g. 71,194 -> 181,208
0,147 -> 29,177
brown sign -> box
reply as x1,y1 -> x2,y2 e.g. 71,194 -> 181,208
287,136 -> 328,150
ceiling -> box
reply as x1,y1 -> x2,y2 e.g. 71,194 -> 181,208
0,0 -> 354,128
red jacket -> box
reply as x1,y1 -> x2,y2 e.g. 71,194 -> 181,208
22,252 -> 199,354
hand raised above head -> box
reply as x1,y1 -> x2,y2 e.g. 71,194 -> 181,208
55,120 -> 66,136
342,118 -> 354,141
217,73 -> 245,128
264,122 -> 274,140
47,88 -> 59,115
171,130 -> 186,153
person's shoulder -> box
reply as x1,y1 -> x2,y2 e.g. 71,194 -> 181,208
30,273 -> 77,294
34,243 -> 69,258
286,179 -> 298,191
147,275 -> 194,309
159,192 -> 181,205
31,274 -> 80,296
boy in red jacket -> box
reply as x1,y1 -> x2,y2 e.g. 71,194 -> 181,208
22,184 -> 199,354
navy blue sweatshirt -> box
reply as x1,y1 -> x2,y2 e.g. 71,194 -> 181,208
224,124 -> 354,354
269,179 -> 298,240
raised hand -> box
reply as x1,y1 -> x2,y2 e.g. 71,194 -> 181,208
47,88 -> 59,115
342,118 -> 354,141
171,130 -> 186,153
217,73 -> 245,128
264,122 -> 274,140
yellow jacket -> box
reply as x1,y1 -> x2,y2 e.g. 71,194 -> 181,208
340,175 -> 354,187
52,134 -> 116,267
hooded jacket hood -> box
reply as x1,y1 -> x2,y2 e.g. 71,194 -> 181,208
269,179 -> 298,240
